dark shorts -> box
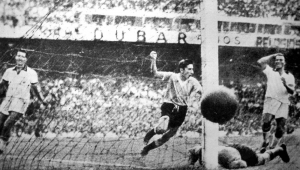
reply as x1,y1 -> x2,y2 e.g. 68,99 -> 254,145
228,144 -> 258,166
161,102 -> 188,128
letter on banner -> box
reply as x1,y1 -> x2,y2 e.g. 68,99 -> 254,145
178,32 -> 187,44
223,36 -> 230,44
256,37 -> 262,47
137,30 -> 146,42
287,39 -> 294,49
116,30 -> 124,41
263,37 -> 268,47
157,32 -> 167,43
234,36 -> 240,45
95,28 -> 103,40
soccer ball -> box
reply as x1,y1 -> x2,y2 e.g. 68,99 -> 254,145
200,86 -> 238,124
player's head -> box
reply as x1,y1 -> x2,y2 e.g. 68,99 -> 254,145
178,59 -> 194,79
15,50 -> 27,68
274,53 -> 285,71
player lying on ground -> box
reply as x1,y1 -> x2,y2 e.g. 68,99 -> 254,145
140,51 -> 202,156
188,143 -> 289,169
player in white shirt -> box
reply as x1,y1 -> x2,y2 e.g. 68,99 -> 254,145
257,53 -> 295,152
0,50 -> 47,154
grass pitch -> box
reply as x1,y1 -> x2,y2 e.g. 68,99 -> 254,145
0,129 -> 299,170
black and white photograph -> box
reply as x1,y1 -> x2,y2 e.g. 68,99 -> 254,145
0,0 -> 300,169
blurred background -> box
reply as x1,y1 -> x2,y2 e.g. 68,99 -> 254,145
0,0 -> 300,139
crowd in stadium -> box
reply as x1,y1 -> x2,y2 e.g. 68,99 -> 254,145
218,0 -> 300,20
5,72 -> 297,139
20,74 -> 202,139
222,82 -> 266,135
0,0 -> 299,30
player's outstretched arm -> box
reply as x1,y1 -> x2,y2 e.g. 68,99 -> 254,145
257,53 -> 282,70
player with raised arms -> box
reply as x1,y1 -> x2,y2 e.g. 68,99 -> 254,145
140,51 -> 202,156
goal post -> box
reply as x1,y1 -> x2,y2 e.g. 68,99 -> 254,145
200,0 -> 219,169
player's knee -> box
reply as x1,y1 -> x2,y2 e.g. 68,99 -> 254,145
155,138 -> 164,147
275,128 -> 284,138
262,122 -> 272,132
275,124 -> 285,138
154,125 -> 167,134
275,118 -> 286,138
155,131 -> 174,146
263,113 -> 274,121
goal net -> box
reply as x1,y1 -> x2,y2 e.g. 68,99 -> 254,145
0,41 -> 203,170
1,0 -> 300,169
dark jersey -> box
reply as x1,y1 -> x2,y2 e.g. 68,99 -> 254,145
228,143 -> 258,166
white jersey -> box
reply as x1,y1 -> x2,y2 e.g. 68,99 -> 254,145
2,66 -> 38,101
263,65 -> 295,104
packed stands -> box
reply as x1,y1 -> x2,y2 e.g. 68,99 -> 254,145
16,74 -> 202,139
6,71 -> 299,139
1,0 -> 299,30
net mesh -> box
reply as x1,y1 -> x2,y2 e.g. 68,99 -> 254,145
0,44 -> 203,170
0,0 -> 300,169
1,41 -> 300,170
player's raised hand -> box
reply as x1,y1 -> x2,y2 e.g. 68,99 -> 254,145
149,51 -> 157,60
281,76 -> 287,85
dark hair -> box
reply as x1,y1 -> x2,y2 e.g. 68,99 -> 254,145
17,50 -> 27,57
276,53 -> 284,57
275,54 -> 285,61
178,59 -> 193,70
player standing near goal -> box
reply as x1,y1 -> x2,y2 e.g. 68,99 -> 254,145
257,53 -> 295,152
140,51 -> 202,156
0,50 -> 47,154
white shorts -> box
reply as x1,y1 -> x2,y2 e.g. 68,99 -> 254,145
0,96 -> 30,115
263,97 -> 289,119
